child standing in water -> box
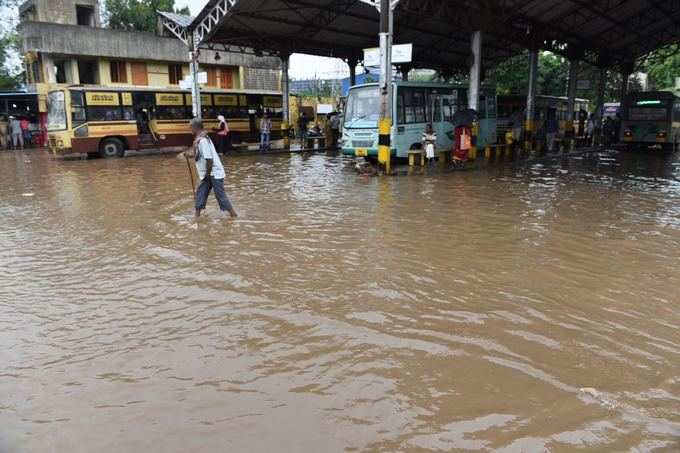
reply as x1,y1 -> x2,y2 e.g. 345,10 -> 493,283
422,123 -> 437,166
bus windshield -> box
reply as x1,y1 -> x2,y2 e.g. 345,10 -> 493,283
628,107 -> 667,121
344,86 -> 380,127
47,90 -> 67,131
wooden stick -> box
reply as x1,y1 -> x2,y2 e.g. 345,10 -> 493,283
184,153 -> 196,196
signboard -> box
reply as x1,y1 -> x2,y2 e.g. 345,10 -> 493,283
316,104 -> 333,114
155,93 -> 184,106
85,92 -> 119,106
121,92 -> 133,106
363,43 -> 413,67
214,94 -> 238,106
576,80 -> 590,90
185,94 -> 213,105
263,96 -> 282,108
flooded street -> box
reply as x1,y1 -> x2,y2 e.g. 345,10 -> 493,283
1,149 -> 679,452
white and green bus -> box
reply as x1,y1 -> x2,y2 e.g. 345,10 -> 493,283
341,81 -> 497,158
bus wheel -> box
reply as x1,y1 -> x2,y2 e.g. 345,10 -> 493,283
99,137 -> 125,158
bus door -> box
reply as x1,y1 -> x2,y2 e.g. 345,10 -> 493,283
132,92 -> 157,146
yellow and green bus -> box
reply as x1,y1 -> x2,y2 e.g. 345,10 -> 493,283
46,85 -> 283,158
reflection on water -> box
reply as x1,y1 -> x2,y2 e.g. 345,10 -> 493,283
1,149 -> 679,452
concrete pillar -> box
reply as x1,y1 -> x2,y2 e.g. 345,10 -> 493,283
281,54 -> 290,123
565,59 -> 579,146
281,53 -> 291,148
42,54 -> 56,84
347,57 -> 357,86
67,59 -> 80,84
525,48 -> 539,151
620,71 -> 631,104
468,30 -> 482,111
595,66 -> 606,134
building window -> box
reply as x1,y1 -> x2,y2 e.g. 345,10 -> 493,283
169,64 -> 183,85
220,69 -> 233,89
110,61 -> 127,83
76,5 -> 95,26
207,67 -> 217,87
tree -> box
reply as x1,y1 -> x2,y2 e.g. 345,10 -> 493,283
104,0 -> 190,33
0,0 -> 22,89
639,44 -> 680,91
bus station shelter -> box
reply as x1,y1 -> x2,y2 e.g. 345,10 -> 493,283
158,0 -> 680,153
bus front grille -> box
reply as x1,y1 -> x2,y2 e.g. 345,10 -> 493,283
352,140 -> 373,148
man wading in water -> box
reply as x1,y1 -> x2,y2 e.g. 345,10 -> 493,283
184,118 -> 238,219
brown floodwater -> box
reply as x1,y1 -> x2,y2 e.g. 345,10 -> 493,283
1,149 -> 679,452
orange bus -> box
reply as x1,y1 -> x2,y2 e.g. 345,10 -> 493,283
46,85 -> 283,158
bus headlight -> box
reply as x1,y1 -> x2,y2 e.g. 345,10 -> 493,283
623,129 -> 632,137
656,130 -> 667,139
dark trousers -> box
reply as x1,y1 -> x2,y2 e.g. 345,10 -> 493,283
195,176 -> 234,212
216,135 -> 230,154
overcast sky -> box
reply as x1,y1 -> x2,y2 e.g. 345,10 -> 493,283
175,0 -> 353,80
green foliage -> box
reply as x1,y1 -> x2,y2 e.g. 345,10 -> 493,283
485,51 -> 569,97
104,0 -> 190,32
0,34 -> 21,89
0,0 -> 21,89
640,44 -> 680,91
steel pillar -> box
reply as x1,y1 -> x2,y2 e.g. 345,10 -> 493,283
378,0 -> 392,174
525,48 -> 539,151
189,33 -> 201,119
347,57 -> 358,86
281,53 -> 291,148
565,59 -> 579,147
468,30 -> 482,112
595,66 -> 607,143
620,71 -> 630,104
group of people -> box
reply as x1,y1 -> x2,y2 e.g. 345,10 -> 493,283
0,115 -> 34,151
507,109 -> 622,152
209,111 -> 275,154
297,111 -> 341,149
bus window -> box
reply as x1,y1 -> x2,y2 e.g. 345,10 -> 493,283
478,95 -> 486,118
673,102 -> 680,122
84,92 -> 122,121
629,107 -> 667,121
396,92 -> 405,124
442,92 -> 458,122
70,90 -> 86,126
485,94 -> 497,119
401,87 -> 426,123
155,92 -> 187,120
247,94 -> 264,117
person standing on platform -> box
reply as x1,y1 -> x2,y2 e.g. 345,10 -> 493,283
214,115 -> 230,154
0,115 -> 8,150
585,114 -> 595,146
20,117 -> 31,148
259,112 -> 272,151
422,123 -> 437,166
298,111 -> 309,143
185,118 -> 237,219
329,112 -> 341,149
545,111 -> 559,152
9,117 -> 23,150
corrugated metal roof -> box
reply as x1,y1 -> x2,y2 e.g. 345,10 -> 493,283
159,0 -> 680,70
157,11 -> 194,29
